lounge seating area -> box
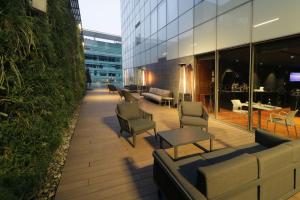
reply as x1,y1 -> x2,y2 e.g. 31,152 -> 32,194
142,87 -> 173,105
56,89 -> 300,200
154,129 -> 297,200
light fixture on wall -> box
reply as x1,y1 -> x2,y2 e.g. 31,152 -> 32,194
30,0 -> 47,13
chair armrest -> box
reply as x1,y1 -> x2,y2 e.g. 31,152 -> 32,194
140,109 -> 153,120
255,129 -> 290,148
116,109 -> 131,131
279,111 -> 288,116
270,112 -> 285,120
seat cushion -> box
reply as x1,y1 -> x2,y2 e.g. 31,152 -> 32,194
117,103 -> 140,120
181,116 -> 207,127
254,144 -> 292,178
176,156 -> 211,185
129,118 -> 155,133
182,102 -> 203,117
197,153 -> 258,199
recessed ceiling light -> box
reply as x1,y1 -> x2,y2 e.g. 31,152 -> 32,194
259,62 -> 263,66
290,55 -> 295,59
235,59 -> 239,62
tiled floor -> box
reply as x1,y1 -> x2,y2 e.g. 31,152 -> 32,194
55,89 -> 300,200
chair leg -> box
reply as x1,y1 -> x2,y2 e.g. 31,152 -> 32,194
295,125 -> 298,138
133,133 -> 136,147
119,129 -> 122,138
285,122 -> 290,137
154,127 -> 158,141
266,120 -> 269,129
274,123 -> 276,134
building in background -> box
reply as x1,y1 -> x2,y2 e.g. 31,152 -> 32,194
83,30 -> 122,87
121,0 -> 300,133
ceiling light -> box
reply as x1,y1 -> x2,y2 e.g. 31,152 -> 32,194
253,18 -> 280,28
290,55 -> 295,59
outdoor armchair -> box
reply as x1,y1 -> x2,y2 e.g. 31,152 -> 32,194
123,90 -> 139,103
178,101 -> 209,132
267,110 -> 298,137
107,84 -> 118,93
116,102 -> 157,147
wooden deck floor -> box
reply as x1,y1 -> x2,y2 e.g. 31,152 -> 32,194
55,89 -> 300,200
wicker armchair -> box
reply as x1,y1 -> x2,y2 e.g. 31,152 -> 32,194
116,102 -> 157,147
178,101 -> 209,132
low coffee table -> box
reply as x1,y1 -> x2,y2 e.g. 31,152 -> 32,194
158,127 -> 214,160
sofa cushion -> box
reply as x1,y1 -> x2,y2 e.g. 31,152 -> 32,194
181,116 -> 207,127
197,153 -> 258,199
117,102 -> 140,120
182,102 -> 203,117
255,129 -> 290,148
176,156 -> 212,185
286,140 -> 300,162
129,118 -> 155,133
254,144 -> 292,178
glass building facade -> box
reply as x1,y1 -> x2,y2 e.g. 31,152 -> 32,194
121,0 -> 300,135
83,30 -> 123,87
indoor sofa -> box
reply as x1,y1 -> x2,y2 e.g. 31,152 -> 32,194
141,87 -> 172,105
153,129 -> 300,200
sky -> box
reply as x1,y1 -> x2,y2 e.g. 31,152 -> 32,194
78,0 -> 121,36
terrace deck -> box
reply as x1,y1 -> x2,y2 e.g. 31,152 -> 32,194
55,89 -> 300,200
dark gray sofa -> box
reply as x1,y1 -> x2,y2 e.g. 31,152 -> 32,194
153,129 -> 300,200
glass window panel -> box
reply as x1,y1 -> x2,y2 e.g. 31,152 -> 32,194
217,3 -> 251,49
179,9 -> 193,34
158,26 -> 167,43
145,49 -> 151,64
167,19 -> 178,40
217,0 -> 249,14
253,0 -> 300,43
150,46 -> 158,63
145,0 -> 151,16
145,15 -> 151,38
178,0 -> 193,16
167,0 -> 178,23
194,19 -> 216,54
151,0 -> 158,11
151,32 -> 158,47
194,0 -> 217,26
151,8 -> 158,34
158,42 -> 167,58
218,46 -> 250,128
167,36 -> 178,60
179,29 -> 193,57
158,0 -> 167,30
252,36 -> 300,133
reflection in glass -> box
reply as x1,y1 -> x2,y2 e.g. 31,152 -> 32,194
218,46 -> 250,128
253,36 -> 300,138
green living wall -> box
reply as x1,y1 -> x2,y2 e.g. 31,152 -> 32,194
0,0 -> 85,199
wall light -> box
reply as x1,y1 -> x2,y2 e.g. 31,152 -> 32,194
30,0 -> 47,13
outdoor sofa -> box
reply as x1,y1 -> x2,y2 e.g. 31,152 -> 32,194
153,129 -> 300,200
142,87 -> 172,105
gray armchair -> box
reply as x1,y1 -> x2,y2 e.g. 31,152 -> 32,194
179,101 -> 209,132
116,102 -> 157,147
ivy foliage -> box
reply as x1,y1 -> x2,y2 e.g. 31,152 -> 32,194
0,0 -> 85,199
